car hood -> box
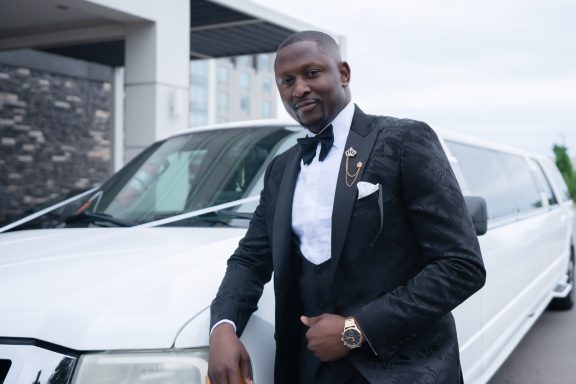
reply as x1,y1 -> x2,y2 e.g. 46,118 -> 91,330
0,227 -> 245,351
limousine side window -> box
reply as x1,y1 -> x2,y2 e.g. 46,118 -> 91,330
539,158 -> 571,203
446,141 -> 542,220
530,159 -> 558,207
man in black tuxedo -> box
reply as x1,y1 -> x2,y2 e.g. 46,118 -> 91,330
208,31 -> 485,384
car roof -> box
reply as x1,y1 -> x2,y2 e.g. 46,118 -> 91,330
172,119 -> 299,137
171,119 -> 534,159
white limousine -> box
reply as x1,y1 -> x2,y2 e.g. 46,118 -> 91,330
0,120 -> 573,384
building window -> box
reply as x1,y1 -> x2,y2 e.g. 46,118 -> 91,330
240,72 -> 251,91
262,100 -> 272,118
258,54 -> 271,72
237,55 -> 253,69
189,60 -> 209,129
262,77 -> 272,94
240,97 -> 250,115
190,60 -> 209,77
190,85 -> 208,110
218,91 -> 228,112
218,65 -> 228,84
190,112 -> 207,127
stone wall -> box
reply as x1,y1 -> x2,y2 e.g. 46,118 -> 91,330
0,50 -> 113,226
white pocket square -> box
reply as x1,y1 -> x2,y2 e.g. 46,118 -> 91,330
357,181 -> 380,200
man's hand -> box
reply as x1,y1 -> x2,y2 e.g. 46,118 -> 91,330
300,314 -> 349,362
208,323 -> 254,384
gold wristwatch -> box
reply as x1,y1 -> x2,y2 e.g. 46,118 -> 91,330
341,316 -> 363,349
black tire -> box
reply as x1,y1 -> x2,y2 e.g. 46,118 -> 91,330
549,245 -> 574,311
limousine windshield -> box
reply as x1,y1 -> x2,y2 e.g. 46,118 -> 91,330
49,126 -> 302,229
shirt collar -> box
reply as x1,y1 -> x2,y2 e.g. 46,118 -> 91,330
307,101 -> 355,150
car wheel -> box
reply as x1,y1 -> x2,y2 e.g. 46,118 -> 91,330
549,245 -> 575,311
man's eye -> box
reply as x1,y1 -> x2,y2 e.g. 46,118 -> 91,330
282,78 -> 293,86
306,70 -> 319,77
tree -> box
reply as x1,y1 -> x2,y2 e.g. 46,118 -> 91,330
553,144 -> 576,200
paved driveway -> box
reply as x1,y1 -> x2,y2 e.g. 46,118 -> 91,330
488,307 -> 576,384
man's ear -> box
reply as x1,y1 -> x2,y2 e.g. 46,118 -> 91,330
339,61 -> 351,87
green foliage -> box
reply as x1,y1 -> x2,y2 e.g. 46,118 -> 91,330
553,144 -> 576,200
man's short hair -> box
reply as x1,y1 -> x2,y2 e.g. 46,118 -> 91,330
276,30 -> 341,60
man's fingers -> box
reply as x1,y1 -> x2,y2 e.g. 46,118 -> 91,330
210,365 -> 249,384
208,325 -> 251,384
302,314 -> 323,326
207,368 -> 230,384
240,353 -> 254,384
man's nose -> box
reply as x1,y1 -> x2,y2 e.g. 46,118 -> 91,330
292,77 -> 310,98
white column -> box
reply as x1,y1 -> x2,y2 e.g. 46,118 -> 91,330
207,59 -> 217,125
120,1 -> 190,162
112,67 -> 124,171
66,0 -> 190,162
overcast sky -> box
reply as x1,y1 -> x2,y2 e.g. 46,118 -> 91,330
251,0 -> 576,158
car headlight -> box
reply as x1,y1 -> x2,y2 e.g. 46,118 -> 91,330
71,349 -> 209,384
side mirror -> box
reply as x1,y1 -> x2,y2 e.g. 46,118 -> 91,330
464,196 -> 488,236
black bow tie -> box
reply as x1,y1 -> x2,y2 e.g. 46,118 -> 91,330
297,125 -> 334,165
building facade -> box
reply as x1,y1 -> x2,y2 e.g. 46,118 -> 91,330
0,50 -> 114,226
190,53 -> 276,127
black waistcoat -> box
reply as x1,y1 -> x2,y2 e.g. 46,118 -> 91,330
298,254 -> 363,384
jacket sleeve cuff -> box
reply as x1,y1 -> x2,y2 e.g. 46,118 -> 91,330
210,319 -> 237,336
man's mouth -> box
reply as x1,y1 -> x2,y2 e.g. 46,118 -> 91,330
294,100 -> 318,113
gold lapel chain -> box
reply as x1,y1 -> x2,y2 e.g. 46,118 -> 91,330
344,147 -> 363,187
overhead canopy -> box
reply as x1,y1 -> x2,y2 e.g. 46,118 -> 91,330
0,0 -> 323,67
188,0 -> 300,59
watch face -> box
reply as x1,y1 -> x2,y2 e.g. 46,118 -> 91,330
343,329 -> 361,347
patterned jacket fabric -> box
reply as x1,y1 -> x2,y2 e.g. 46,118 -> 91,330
211,106 -> 486,384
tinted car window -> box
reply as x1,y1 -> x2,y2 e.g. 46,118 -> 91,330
496,152 -> 542,212
447,142 -> 543,220
539,159 -> 571,203
530,159 -> 558,206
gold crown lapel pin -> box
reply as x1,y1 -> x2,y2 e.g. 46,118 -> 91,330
344,147 -> 362,187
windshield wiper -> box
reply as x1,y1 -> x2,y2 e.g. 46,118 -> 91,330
206,210 -> 253,220
180,210 -> 253,227
155,210 -> 253,228
65,211 -> 134,227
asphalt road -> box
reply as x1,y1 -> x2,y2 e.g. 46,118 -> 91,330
487,306 -> 576,384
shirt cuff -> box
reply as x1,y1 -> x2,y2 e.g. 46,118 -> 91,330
210,319 -> 237,336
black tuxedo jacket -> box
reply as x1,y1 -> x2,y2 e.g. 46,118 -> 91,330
211,106 -> 486,383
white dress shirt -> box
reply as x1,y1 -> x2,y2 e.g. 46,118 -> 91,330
292,101 -> 355,265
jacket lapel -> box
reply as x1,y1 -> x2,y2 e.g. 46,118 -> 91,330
330,106 -> 379,283
272,147 -> 301,290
